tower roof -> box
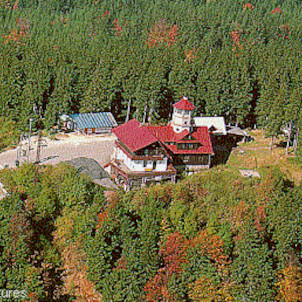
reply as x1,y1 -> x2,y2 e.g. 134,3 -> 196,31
173,97 -> 196,111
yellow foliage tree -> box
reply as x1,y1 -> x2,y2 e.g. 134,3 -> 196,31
54,211 -> 103,302
189,276 -> 234,302
276,265 -> 302,302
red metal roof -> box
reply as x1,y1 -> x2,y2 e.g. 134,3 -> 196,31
112,119 -> 158,152
112,119 -> 213,155
145,125 -> 213,155
173,97 -> 196,111
145,125 -> 188,143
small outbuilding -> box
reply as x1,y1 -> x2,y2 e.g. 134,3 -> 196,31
193,116 -> 227,136
227,125 -> 250,142
60,112 -> 118,134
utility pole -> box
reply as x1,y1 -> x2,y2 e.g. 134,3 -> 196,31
34,106 -> 43,183
15,132 -> 23,167
35,131 -> 42,164
28,118 -> 33,162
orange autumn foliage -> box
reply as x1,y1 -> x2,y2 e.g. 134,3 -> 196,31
189,231 -> 233,301
148,19 -> 178,47
102,10 -> 110,18
96,191 -> 118,230
190,230 -> 229,273
113,255 -> 127,271
279,22 -> 291,39
271,7 -> 282,15
59,242 -> 103,302
230,30 -> 242,50
12,0 -> 18,10
184,48 -> 197,62
60,16 -> 68,26
243,2 -> 254,11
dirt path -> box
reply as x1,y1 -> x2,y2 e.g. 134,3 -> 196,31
0,133 -> 115,169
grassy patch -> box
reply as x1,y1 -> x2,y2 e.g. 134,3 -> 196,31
224,130 -> 302,183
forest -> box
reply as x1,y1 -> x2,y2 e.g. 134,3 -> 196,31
0,0 -> 302,301
0,0 -> 302,150
0,163 -> 301,301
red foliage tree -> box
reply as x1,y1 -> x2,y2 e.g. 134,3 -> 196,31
113,19 -> 123,36
102,10 -> 110,18
271,7 -> 282,15
143,232 -> 187,301
243,2 -> 254,11
230,30 -> 242,49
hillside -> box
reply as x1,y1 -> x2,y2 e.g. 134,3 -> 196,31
224,129 -> 302,183
0,163 -> 301,301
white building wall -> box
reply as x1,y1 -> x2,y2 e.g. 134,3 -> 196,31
115,145 -> 168,172
115,146 -> 134,170
132,160 -> 147,171
155,158 -> 168,171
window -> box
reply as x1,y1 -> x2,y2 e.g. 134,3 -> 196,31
143,160 -> 147,167
184,155 -> 190,163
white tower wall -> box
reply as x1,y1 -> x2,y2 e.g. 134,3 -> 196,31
171,108 -> 192,133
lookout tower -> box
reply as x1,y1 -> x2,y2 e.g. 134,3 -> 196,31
171,97 -> 196,133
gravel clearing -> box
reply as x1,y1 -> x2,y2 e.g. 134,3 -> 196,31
0,132 -> 115,169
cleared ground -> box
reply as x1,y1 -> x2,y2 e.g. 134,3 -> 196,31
0,132 -> 115,169
223,130 -> 302,184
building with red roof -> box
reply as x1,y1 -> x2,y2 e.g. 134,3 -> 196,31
170,96 -> 196,133
107,97 -> 214,190
173,97 -> 196,111
112,119 -> 158,152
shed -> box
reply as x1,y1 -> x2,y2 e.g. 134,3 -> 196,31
193,117 -> 227,135
61,112 -> 118,134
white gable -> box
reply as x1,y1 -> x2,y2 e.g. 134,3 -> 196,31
194,116 -> 227,135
